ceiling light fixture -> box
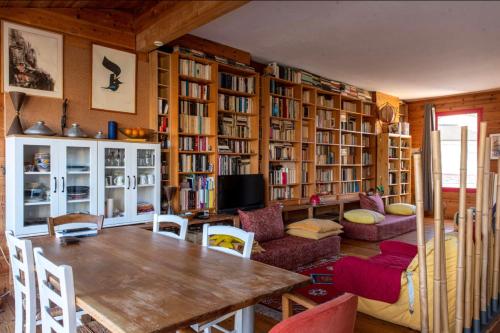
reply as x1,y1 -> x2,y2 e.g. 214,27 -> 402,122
154,41 -> 164,47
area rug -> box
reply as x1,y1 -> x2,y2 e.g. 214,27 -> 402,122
259,255 -> 344,316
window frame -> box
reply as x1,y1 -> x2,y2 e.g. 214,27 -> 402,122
435,108 -> 482,193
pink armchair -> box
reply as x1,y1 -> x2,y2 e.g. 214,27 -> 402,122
270,293 -> 358,333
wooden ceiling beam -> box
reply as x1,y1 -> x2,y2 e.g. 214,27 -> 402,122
135,0 -> 248,52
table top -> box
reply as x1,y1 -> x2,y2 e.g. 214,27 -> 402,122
32,227 -> 310,333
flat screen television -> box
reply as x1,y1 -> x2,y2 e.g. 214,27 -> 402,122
217,174 -> 265,214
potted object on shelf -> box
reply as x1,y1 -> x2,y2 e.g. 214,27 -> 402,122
24,121 -> 56,136
376,185 -> 384,196
66,123 -> 88,138
7,91 -> 26,135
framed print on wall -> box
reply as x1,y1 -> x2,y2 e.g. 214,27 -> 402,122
91,44 -> 136,114
490,134 -> 500,160
2,21 -> 63,98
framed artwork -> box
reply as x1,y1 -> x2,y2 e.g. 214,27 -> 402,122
2,21 -> 63,98
91,44 -> 136,114
491,134 -> 500,159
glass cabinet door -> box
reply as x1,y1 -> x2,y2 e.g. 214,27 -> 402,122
59,141 -> 97,216
135,148 -> 156,217
101,146 -> 128,224
21,142 -> 58,233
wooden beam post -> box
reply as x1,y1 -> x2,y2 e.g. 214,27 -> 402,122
481,138 -> 491,325
135,1 -> 249,52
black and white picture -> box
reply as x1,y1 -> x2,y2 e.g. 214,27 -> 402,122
491,134 -> 500,160
91,44 -> 136,114
2,21 -> 63,98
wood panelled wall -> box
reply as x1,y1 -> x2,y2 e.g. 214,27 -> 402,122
407,89 -> 500,219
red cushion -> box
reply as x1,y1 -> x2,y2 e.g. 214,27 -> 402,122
359,192 -> 385,215
269,293 -> 358,333
238,205 -> 284,242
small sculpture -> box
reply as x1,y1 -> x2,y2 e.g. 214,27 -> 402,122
7,91 -> 26,135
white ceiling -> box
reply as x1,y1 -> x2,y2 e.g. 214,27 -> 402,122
192,1 -> 500,100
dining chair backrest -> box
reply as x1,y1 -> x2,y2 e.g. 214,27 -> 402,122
47,213 -> 104,236
153,214 -> 188,240
33,247 -> 77,333
202,224 -> 254,258
5,230 -> 37,333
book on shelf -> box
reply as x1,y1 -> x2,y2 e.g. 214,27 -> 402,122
340,147 -> 356,164
340,113 -> 357,131
218,155 -> 250,175
317,95 -> 334,108
361,122 -> 372,133
301,144 -> 310,160
317,169 -> 334,182
218,115 -> 250,138
218,94 -> 253,113
158,116 -> 168,133
270,80 -> 294,97
173,45 -> 255,72
217,138 -> 249,154
357,88 -> 372,101
270,186 -> 294,201
270,97 -> 299,119
179,136 -> 209,152
316,110 -> 335,128
362,152 -> 372,165
362,136 -> 370,147
268,62 -> 301,83
302,163 -> 309,182
179,58 -> 212,80
161,160 -> 169,179
341,133 -> 357,145
362,166 -> 372,178
316,131 -> 334,144
340,83 -> 358,98
319,78 -> 341,92
301,184 -> 309,199
342,101 -> 357,113
389,122 -> 410,135
303,90 -> 310,103
316,145 -> 335,164
302,123 -> 309,141
179,175 -> 215,211
158,99 -> 169,115
341,167 -> 357,181
269,143 -> 295,160
342,182 -> 359,193
219,72 -> 255,94
179,101 -> 210,135
270,119 -> 295,141
389,172 -> 397,185
362,104 -> 372,116
159,133 -> 170,149
301,71 -> 320,87
180,80 -> 210,100
270,165 -> 296,185
303,105 -> 312,118
317,183 -> 335,195
179,154 -> 210,172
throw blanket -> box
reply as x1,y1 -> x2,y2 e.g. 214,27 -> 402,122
335,241 -> 417,304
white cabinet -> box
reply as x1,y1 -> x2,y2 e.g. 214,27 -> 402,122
97,141 -> 160,227
6,136 -> 160,236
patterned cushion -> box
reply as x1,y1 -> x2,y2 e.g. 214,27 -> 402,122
340,214 -> 416,241
238,205 -> 284,242
359,193 -> 385,215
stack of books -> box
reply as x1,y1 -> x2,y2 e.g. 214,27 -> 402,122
357,88 -> 372,101
268,62 -> 301,83
341,83 -> 358,99
270,119 -> 295,141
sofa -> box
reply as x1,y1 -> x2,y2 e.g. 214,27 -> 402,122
340,214 -> 416,242
238,204 -> 341,271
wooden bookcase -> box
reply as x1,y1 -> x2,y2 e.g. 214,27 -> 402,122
376,133 -> 412,204
151,51 -> 259,213
149,50 -> 171,213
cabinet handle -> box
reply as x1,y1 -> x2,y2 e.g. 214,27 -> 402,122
127,176 -> 131,190
61,177 -> 65,193
133,176 -> 137,190
53,177 -> 57,193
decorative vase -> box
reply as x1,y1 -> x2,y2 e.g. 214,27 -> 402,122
7,91 -> 26,135
378,103 -> 396,124
162,186 -> 177,214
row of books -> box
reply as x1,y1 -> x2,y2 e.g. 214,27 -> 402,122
301,146 -> 310,160
361,122 -> 372,133
158,99 -> 169,115
303,105 -> 312,118
389,122 -> 410,135
401,171 -> 409,183
302,164 -> 309,182
317,95 -> 334,108
159,134 -> 170,149
158,116 -> 168,133
219,72 -> 255,94
362,166 -> 372,178
342,101 -> 357,113
358,88 -> 372,102
268,62 -> 301,83
302,124 -> 310,141
316,131 -> 335,144
218,94 -> 253,113
269,143 -> 295,160
180,81 -> 210,100
401,184 -> 408,194
317,183 -> 336,195
342,167 -> 357,181
271,97 -> 299,119
389,148 -> 398,158
341,133 -> 357,145
341,83 -> 358,99
317,169 -> 334,182
342,182 -> 360,193
218,115 -> 250,138
179,136 -> 209,152
362,104 -> 372,116
340,114 -> 357,131
218,138 -> 250,154
341,147 -> 356,164
362,136 -> 371,147
270,187 -> 294,201
303,90 -> 311,103
389,172 -> 397,185
270,119 -> 295,141
179,154 -> 211,172
301,185 -> 310,199
179,58 -> 212,80
300,70 -> 341,92
218,156 -> 250,175
362,152 -> 372,165
269,167 -> 296,185
173,45 -> 255,72
316,110 -> 335,128
160,161 -> 168,179
179,114 -> 211,135
316,146 -> 335,164
270,80 -> 294,97
179,175 -> 215,211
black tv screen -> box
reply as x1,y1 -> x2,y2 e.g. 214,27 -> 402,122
217,174 -> 265,214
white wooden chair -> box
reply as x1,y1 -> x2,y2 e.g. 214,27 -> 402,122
153,214 -> 189,240
33,247 -> 108,333
5,230 -> 37,333
191,224 -> 255,333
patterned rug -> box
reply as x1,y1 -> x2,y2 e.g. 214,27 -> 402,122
258,255 -> 344,318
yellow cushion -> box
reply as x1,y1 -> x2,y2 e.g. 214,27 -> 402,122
344,209 -> 385,224
208,235 -> 265,254
386,203 -> 416,216
286,228 -> 343,240
286,218 -> 343,233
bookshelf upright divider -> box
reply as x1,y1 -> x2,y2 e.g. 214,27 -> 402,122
301,85 -> 317,203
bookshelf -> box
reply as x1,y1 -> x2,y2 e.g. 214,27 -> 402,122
376,133 -> 412,204
149,50 -> 171,213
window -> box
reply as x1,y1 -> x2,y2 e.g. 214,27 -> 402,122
436,109 -> 481,191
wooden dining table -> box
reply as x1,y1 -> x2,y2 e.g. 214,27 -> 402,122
32,226 -> 310,333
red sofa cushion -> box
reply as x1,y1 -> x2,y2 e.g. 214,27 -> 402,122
252,234 -> 341,271
340,214 -> 416,241
359,192 -> 385,215
238,205 -> 284,242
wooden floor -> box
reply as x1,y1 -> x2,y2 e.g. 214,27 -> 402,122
0,218 -> 498,333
